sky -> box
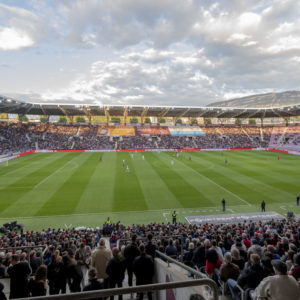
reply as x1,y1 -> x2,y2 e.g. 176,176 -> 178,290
1,0 -> 300,106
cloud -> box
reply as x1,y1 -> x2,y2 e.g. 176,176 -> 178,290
0,2 -> 53,51
0,27 -> 34,50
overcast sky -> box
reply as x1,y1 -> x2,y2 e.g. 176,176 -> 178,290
1,0 -> 300,106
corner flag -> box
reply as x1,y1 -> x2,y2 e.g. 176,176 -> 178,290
278,155 -> 280,161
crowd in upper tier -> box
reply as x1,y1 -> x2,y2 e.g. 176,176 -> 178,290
0,217 -> 299,299
2,122 -> 300,155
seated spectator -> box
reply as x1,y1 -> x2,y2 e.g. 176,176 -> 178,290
165,238 -> 177,258
183,242 -> 195,268
253,260 -> 300,300
219,253 -> 240,282
227,254 -> 264,300
28,265 -> 48,297
205,248 -> 222,276
231,248 -> 245,270
289,253 -> 300,280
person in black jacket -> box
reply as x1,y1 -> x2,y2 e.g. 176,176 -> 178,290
7,254 -> 31,299
192,242 -> 206,268
64,255 -> 83,293
124,235 -> 140,287
83,268 -> 103,300
47,254 -> 68,294
227,253 -> 265,300
145,233 -> 157,259
133,244 -> 154,300
28,265 -> 48,297
106,247 -> 126,300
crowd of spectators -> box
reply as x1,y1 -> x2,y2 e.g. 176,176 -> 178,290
1,122 -> 300,155
0,217 -> 299,299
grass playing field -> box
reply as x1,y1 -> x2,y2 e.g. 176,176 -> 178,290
0,151 -> 299,230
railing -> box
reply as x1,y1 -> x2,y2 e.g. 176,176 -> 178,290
155,250 -> 207,279
17,279 -> 218,300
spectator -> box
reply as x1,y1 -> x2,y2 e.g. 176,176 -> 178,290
253,260 -> 300,300
64,255 -> 83,293
133,244 -> 154,300
124,235 -> 140,287
145,233 -> 157,259
289,253 -> 300,280
75,243 -> 91,288
47,254 -> 68,295
231,248 -> 245,270
219,253 -> 240,282
92,238 -> 112,289
183,242 -> 195,268
205,249 -> 222,276
106,247 -> 126,300
83,268 -> 103,300
165,238 -> 177,258
28,265 -> 48,297
227,254 -> 264,300
7,254 -> 31,299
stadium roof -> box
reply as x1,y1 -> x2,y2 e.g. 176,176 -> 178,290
1,96 -> 300,118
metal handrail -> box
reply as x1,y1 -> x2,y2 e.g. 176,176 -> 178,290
17,279 -> 218,300
155,250 -> 207,279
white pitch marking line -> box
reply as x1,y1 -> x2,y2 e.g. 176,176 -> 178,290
162,213 -> 170,221
34,159 -> 78,188
0,204 -> 253,220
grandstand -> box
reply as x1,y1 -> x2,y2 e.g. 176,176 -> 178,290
0,98 -> 300,300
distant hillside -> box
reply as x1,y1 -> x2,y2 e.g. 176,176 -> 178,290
208,91 -> 300,108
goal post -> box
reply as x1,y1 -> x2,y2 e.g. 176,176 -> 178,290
0,159 -> 9,168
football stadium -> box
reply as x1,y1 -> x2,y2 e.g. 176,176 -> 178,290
2,1 -> 300,299
0,98 -> 300,299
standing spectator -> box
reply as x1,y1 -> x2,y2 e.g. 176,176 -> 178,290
7,254 -> 32,299
65,255 -> 83,293
92,238 -> 112,289
253,260 -> 300,300
28,265 -> 48,297
106,247 -> 126,300
83,268 -> 103,299
145,233 -> 157,259
30,250 -> 42,275
48,254 -> 68,295
193,241 -> 206,268
133,244 -> 154,300
75,243 -> 91,288
231,248 -> 245,271
124,235 -> 140,287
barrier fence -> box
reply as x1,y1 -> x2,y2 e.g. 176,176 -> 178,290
1,147 -> 299,163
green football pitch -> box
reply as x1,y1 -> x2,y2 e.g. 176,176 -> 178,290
0,151 -> 299,230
